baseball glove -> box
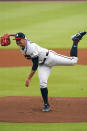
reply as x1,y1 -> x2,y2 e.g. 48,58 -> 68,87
0,34 -> 10,46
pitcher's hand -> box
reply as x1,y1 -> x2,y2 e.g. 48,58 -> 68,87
25,79 -> 31,87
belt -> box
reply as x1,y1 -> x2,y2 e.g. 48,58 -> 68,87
46,51 -> 49,56
40,51 -> 49,65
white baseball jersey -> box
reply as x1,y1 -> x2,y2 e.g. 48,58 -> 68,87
20,38 -> 49,64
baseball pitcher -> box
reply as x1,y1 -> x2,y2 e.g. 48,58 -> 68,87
0,31 -> 86,112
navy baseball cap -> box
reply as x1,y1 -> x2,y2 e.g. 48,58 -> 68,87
13,32 -> 25,40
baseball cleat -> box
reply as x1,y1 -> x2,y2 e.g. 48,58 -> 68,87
42,104 -> 50,112
72,31 -> 87,42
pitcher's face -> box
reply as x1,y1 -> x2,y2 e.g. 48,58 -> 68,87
16,39 -> 26,48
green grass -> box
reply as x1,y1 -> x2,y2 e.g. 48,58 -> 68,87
0,2 -> 87,49
0,65 -> 87,130
0,122 -> 87,131
0,66 -> 87,97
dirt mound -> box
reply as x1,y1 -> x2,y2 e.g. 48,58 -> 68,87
0,96 -> 87,123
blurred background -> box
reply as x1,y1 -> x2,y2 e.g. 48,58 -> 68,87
0,1 -> 87,49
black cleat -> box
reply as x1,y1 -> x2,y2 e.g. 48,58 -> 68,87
42,104 -> 50,112
72,31 -> 87,42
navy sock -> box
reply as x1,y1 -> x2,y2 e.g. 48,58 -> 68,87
70,41 -> 78,57
40,88 -> 48,105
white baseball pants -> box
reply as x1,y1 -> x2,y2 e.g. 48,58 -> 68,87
38,50 -> 78,88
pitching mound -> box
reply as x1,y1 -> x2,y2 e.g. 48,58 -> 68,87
0,96 -> 87,123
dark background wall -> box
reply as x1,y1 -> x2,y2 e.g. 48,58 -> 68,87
0,0 -> 87,1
